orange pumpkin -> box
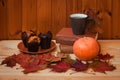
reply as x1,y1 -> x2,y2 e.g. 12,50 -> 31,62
73,37 -> 99,61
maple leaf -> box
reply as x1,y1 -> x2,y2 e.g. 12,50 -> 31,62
84,9 -> 103,34
97,53 -> 113,60
71,59 -> 89,71
1,54 -> 17,67
51,61 -> 71,72
89,60 -> 116,73
23,56 -> 40,69
41,53 -> 68,63
1,52 -> 116,74
15,53 -> 31,68
84,9 -> 103,25
23,64 -> 47,74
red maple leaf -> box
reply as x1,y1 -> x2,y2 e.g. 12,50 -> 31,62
15,53 -> 31,68
71,59 -> 89,71
89,60 -> 116,73
23,64 -> 47,74
23,56 -> 40,69
1,54 -> 17,67
97,53 -> 113,60
51,61 -> 71,72
1,52 -> 116,74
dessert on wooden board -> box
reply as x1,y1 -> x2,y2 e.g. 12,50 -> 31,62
0,29 -> 116,74
20,30 -> 54,53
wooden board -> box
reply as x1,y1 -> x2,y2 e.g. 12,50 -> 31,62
0,0 -> 120,39
96,0 -> 112,39
22,0 -> 37,32
81,0 -> 97,11
112,0 -> 120,39
0,0 -> 8,40
37,0 -> 52,34
7,0 -> 22,39
0,40 -> 120,80
51,0 -> 67,38
66,0 -> 78,27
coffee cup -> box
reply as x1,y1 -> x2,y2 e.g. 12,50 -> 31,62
70,13 -> 88,35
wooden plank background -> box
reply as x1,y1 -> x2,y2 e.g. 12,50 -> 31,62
0,0 -> 120,40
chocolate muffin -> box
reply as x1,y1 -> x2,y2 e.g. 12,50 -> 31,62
21,30 -> 36,47
27,36 -> 40,52
38,31 -> 52,49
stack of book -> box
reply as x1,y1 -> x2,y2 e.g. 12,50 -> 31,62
56,28 -> 97,53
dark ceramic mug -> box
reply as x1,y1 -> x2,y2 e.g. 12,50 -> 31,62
70,13 -> 88,35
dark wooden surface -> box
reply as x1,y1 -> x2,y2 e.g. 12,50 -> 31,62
0,0 -> 120,39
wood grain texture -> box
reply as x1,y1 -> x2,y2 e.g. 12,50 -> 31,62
0,0 -> 120,39
112,0 -> 120,39
37,0 -> 52,34
22,0 -> 37,32
7,0 -> 22,39
81,0 -> 97,11
51,0 -> 67,38
77,0 -> 82,13
96,0 -> 112,39
66,0 -> 78,27
0,0 -> 8,40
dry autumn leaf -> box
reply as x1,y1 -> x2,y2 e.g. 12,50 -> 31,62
1,52 -> 116,74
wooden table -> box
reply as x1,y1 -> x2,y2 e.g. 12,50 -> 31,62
0,40 -> 120,80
